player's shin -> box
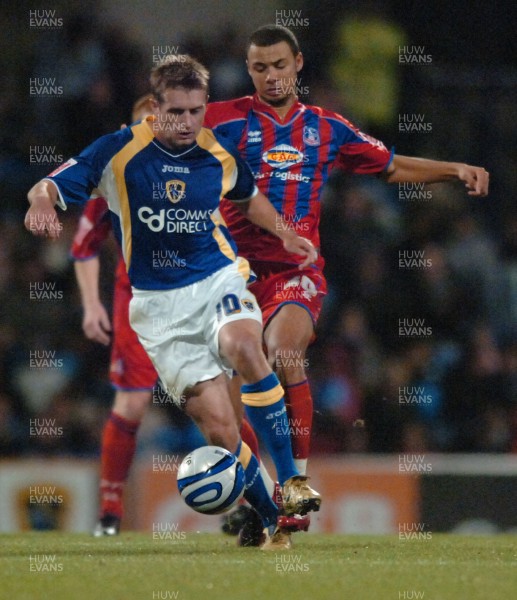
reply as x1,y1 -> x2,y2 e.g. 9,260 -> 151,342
240,418 -> 260,460
285,380 -> 313,475
241,372 -> 298,485
99,412 -> 140,518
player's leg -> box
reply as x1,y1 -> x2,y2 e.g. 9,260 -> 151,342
183,373 -> 280,535
184,373 -> 309,549
219,307 -> 318,545
229,371 -> 276,494
264,303 -> 314,475
228,373 -> 263,462
249,264 -> 324,477
228,374 -> 244,425
96,390 -> 151,535
218,317 -> 299,486
218,315 -> 320,521
95,280 -> 157,536
222,372 -> 279,538
213,261 -> 320,518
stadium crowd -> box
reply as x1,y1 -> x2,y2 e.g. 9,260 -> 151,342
1,6 -> 515,459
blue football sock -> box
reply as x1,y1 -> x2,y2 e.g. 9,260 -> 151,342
242,372 -> 298,485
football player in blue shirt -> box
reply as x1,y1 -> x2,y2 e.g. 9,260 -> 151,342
25,55 -> 321,550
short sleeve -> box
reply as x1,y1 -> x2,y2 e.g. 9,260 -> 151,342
327,114 -> 393,174
46,129 -> 130,207
224,151 -> 257,202
70,196 -> 111,260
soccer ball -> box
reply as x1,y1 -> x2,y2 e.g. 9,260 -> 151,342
177,446 -> 246,515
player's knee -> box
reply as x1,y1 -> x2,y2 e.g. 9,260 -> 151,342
223,332 -> 263,366
268,340 -> 307,374
204,419 -> 240,450
113,390 -> 151,420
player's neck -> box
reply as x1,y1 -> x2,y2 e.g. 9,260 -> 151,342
259,94 -> 297,121
153,132 -> 197,154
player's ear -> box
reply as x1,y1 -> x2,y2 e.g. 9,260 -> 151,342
295,52 -> 304,73
150,96 -> 160,113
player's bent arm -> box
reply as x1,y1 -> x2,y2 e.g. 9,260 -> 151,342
235,190 -> 317,269
25,179 -> 61,238
383,154 -> 489,196
28,179 -> 59,206
74,258 -> 112,345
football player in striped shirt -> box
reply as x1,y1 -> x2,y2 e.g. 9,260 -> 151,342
71,97 -> 160,536
205,24 -> 489,480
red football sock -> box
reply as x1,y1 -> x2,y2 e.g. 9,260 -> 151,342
99,412 -> 140,518
285,380 -> 313,459
240,417 -> 260,461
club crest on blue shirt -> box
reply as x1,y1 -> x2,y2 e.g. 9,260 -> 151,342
303,126 -> 320,146
166,179 -> 186,203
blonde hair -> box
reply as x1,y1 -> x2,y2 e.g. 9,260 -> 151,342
150,55 -> 209,102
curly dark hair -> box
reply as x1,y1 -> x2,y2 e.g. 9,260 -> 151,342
248,24 -> 300,57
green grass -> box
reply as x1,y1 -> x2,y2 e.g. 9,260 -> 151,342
1,533 -> 516,600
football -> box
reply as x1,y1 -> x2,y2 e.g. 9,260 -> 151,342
176,446 -> 246,514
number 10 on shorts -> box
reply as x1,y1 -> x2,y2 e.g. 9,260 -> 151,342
216,293 -> 242,318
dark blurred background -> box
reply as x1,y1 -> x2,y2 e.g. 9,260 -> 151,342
1,0 -> 516,459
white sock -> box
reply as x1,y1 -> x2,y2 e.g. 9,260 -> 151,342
294,458 -> 308,475
259,461 -> 275,497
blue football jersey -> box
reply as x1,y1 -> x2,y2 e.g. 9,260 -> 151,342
46,117 -> 258,289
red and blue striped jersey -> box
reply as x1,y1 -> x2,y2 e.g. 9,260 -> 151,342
70,196 -> 111,261
205,94 -> 393,266
70,195 -> 129,288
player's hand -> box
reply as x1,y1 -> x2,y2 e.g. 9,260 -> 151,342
283,235 -> 317,269
24,199 -> 62,239
82,302 -> 112,345
457,164 -> 489,196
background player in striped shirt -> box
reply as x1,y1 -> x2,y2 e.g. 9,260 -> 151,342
25,56 -> 321,550
72,97 -> 164,537
205,25 -> 489,480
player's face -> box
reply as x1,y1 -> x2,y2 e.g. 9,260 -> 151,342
151,87 -> 207,149
247,41 -> 303,107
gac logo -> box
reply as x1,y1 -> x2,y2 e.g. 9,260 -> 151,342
262,144 -> 304,169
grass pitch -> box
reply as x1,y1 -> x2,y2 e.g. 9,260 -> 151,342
1,532 -> 516,600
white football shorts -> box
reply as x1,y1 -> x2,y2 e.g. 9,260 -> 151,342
129,258 -> 262,404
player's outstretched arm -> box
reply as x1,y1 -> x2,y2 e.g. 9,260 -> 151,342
236,191 -> 317,269
383,155 -> 489,196
74,258 -> 112,345
25,180 -> 62,238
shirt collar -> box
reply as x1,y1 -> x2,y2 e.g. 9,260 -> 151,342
251,93 -> 304,123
